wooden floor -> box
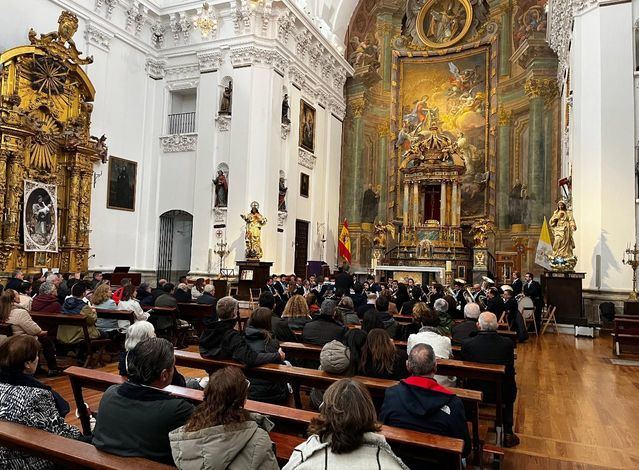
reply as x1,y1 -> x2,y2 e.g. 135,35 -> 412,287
41,333 -> 639,469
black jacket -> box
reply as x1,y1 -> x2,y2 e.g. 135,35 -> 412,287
523,280 -> 542,303
196,292 -> 217,306
334,272 -> 353,294
285,316 -> 312,331
174,289 -> 191,303
452,320 -> 478,345
301,314 -> 347,346
271,314 -> 297,342
5,277 -> 22,291
243,326 -> 288,404
485,296 -> 505,316
460,331 -> 516,403
380,376 -> 471,458
356,302 -> 376,319
376,310 -> 398,339
199,318 -> 280,367
350,293 -> 368,310
511,278 -> 523,296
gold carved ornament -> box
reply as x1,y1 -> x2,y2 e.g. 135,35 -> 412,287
416,0 -> 473,49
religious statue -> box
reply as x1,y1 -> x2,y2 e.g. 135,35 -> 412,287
348,34 -> 380,72
241,202 -> 267,260
361,184 -> 380,223
469,218 -> 495,248
278,176 -> 287,212
213,170 -> 228,207
548,200 -> 577,271
219,82 -> 232,115
281,94 -> 290,125
373,221 -> 396,247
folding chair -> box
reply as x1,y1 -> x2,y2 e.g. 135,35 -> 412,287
541,305 -> 558,335
249,288 -> 262,309
522,306 -> 537,335
229,286 -> 239,298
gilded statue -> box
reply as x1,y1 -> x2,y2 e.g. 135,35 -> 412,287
28,11 -> 93,65
469,218 -> 495,248
373,222 -> 396,247
548,200 -> 577,271
241,202 -> 267,260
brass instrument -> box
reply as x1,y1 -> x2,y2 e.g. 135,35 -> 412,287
463,287 -> 474,305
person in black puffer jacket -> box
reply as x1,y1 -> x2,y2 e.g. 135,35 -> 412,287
244,308 -> 289,404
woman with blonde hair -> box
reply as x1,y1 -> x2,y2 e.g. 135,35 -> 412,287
282,294 -> 311,331
284,378 -> 408,469
92,283 -> 123,333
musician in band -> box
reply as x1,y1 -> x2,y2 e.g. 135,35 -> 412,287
523,272 -> 543,329
485,287 -> 505,316
452,280 -> 467,318
503,288 -> 528,342
510,271 -> 523,296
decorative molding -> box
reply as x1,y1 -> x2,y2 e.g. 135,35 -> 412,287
277,210 -> 288,228
215,114 -> 231,131
198,51 -> 224,72
214,207 -> 228,223
277,11 -> 295,43
164,63 -> 200,80
572,0 -> 599,13
232,0 -> 252,34
167,79 -> 199,91
145,58 -> 167,79
151,21 -> 165,49
84,24 -> 113,52
229,46 -> 289,70
160,134 -> 198,152
125,4 -> 145,35
95,0 -> 116,19
281,123 -> 291,140
298,147 -> 316,170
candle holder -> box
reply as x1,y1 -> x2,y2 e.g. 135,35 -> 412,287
214,240 -> 229,279
622,242 -> 639,301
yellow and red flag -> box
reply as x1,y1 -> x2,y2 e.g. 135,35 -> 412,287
338,219 -> 351,264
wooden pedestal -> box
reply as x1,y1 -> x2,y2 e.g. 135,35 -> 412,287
236,261 -> 272,300
542,272 -> 585,325
623,301 -> 639,316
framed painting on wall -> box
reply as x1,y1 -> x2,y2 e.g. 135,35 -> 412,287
107,156 -> 137,211
23,179 -> 58,253
299,100 -> 316,153
300,173 -> 310,198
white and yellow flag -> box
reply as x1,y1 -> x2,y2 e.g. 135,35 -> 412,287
535,217 -> 553,270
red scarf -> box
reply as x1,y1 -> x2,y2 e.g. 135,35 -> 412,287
402,376 -> 454,395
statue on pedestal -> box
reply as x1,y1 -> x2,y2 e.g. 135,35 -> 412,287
219,82 -> 232,115
469,218 -> 495,248
241,201 -> 267,260
548,200 -> 577,271
213,170 -> 228,207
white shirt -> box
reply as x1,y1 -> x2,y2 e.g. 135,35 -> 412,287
117,298 -> 149,322
191,286 -> 203,299
407,329 -> 456,388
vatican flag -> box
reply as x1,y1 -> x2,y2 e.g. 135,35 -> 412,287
338,220 -> 352,264
535,217 -> 553,270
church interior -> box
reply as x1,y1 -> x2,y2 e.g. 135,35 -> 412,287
0,0 -> 638,468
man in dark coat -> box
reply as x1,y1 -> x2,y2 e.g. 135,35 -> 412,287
350,283 -> 367,310
452,302 -> 480,345
302,299 -> 347,346
461,312 -> 519,448
484,287 -> 505,318
510,271 -> 523,296
523,272 -> 543,329
503,289 -> 528,342
199,296 -> 284,366
357,292 -> 377,318
380,343 -> 471,459
196,284 -> 217,307
334,267 -> 353,296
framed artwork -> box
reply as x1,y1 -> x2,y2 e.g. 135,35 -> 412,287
240,269 -> 254,281
457,265 -> 466,279
300,173 -> 310,198
34,252 -> 48,267
23,179 -> 58,253
416,0 -> 472,49
299,100 -> 316,153
107,156 -> 137,211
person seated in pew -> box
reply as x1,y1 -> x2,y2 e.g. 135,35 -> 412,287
503,289 -> 528,343
302,299 -> 347,346
350,282 -> 368,310
244,308 -> 289,404
191,278 -> 205,301
136,282 -> 154,307
150,279 -> 167,302
398,301 -> 426,341
356,292 -> 377,319
91,272 -> 103,290
337,296 -> 360,325
0,335 -> 82,468
452,302 -> 481,344
359,329 -> 408,381
461,312 -> 519,448
373,295 -> 399,340
259,291 -> 296,343
174,283 -> 192,303
170,366 -> 279,470
58,282 -> 107,346
15,281 -> 33,311
31,281 -> 62,313
406,305 -> 456,388
196,284 -> 217,307
93,282 -> 124,334
306,292 -> 321,315
199,296 -> 285,366
361,309 -> 384,333
119,321 -> 202,389
283,378 -> 409,470
1,289 -> 62,375
380,343 -> 471,460
111,278 -> 131,305
282,294 -> 312,332
93,338 -> 195,464
117,284 -> 150,323
381,289 -> 400,316
154,283 -> 179,332
433,299 -> 454,337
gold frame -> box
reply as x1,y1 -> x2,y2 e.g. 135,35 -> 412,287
107,156 -> 137,212
416,0 -> 473,49
298,100 -> 316,153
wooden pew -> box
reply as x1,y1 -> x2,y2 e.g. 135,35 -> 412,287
0,420 -> 173,469
29,311 -> 110,368
95,308 -> 135,324
65,366 -> 464,469
172,350 -> 483,455
612,315 -> 639,356
141,306 -> 180,345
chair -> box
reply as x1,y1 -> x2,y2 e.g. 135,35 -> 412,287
521,303 -> 537,335
249,288 -> 261,309
541,305 -> 558,335
229,286 -> 239,298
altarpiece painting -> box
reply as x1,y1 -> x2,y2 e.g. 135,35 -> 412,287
107,156 -> 137,211
23,179 -> 58,252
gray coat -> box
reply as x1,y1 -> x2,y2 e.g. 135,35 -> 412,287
169,413 -> 279,470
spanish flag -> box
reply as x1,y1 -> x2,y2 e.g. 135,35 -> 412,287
338,219 -> 352,264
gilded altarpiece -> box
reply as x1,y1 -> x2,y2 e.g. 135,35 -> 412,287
0,12 -> 106,274
340,0 -> 560,281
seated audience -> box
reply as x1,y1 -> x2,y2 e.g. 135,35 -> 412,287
117,284 -> 149,323
361,309 -> 384,333
170,367 -> 279,470
199,296 -> 285,366
0,289 -> 61,374
151,279 -> 167,301
15,281 -> 33,311
0,335 -> 81,468
174,283 -> 192,303
31,281 -> 61,312
452,302 -> 481,344
136,282 -> 154,306
350,283 -> 367,310
154,283 -> 178,331
244,307 -> 289,404
359,328 -> 408,381
91,272 -> 103,290
196,284 -> 217,306
406,304 -> 455,388
380,344 -> 471,458
433,298 -> 454,337
282,294 -> 312,331
59,282 -> 104,344
111,278 -> 131,305
399,301 -> 427,340
92,282 -> 122,333
399,286 -> 423,316
373,295 -> 398,339
394,284 -> 410,314
382,289 -> 399,316
356,292 -> 377,318
260,291 -> 295,342
191,278 -> 205,300
283,378 -> 408,469
302,299 -> 347,346
337,296 -> 360,325
306,292 -> 321,314
5,270 -> 24,291
461,312 -> 519,447
93,338 -> 195,463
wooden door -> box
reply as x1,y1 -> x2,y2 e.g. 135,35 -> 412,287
294,220 -> 309,277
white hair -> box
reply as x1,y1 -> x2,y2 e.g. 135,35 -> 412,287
204,284 -> 214,294
464,302 -> 481,320
46,274 -> 59,283
434,298 -> 449,313
125,321 -> 156,351
478,312 -> 498,331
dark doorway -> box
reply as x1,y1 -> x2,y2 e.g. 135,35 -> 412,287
294,220 -> 309,278
157,210 -> 193,283
424,185 -> 441,222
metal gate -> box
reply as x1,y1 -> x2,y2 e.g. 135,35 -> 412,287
157,212 -> 174,283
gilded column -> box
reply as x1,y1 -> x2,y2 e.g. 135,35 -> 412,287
4,155 -> 23,242
440,182 -> 447,226
403,181 -> 409,227
412,183 -> 419,227
451,182 -> 458,226
78,170 -> 92,247
498,109 -> 513,229
0,151 -> 8,226
67,167 -> 81,246
348,97 -> 365,223
377,122 -> 391,219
